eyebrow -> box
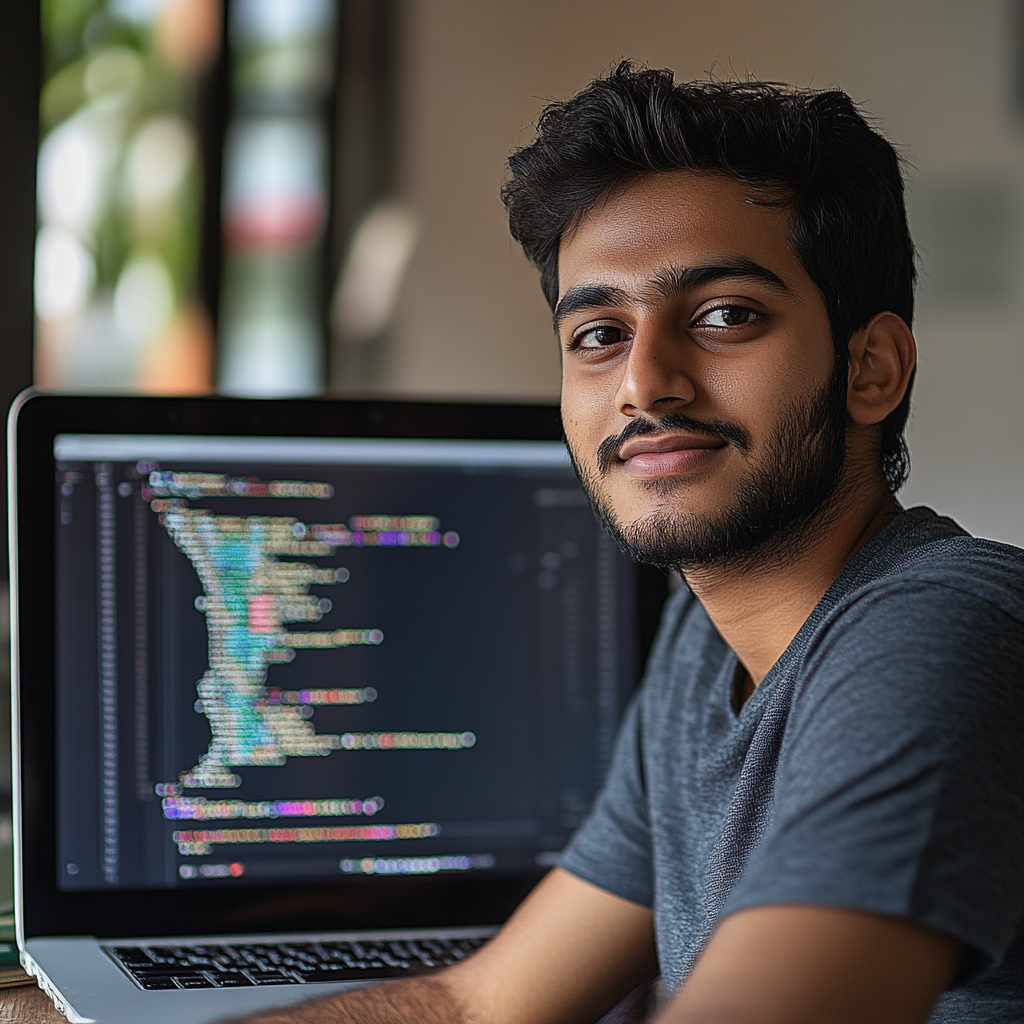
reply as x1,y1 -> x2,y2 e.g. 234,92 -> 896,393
553,284 -> 631,332
553,257 -> 794,333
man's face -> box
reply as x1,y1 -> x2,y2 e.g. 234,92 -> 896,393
557,172 -> 847,570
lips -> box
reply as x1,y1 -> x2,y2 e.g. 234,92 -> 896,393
616,433 -> 727,477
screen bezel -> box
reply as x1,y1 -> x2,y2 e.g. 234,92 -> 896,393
11,392 -> 667,940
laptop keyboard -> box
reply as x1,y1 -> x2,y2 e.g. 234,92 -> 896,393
106,936 -> 490,991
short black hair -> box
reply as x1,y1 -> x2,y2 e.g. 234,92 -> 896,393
502,61 -> 916,492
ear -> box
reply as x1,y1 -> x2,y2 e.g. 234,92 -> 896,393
846,312 -> 917,426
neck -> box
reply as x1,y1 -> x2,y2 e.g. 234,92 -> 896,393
682,478 -> 902,689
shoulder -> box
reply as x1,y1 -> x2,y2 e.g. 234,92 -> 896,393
876,534 -> 1024,623
818,531 -> 1024,649
791,535 -> 1024,741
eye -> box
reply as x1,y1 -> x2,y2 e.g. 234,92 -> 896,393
694,305 -> 762,329
573,324 -> 630,349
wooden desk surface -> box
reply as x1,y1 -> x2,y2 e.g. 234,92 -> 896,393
0,985 -> 64,1023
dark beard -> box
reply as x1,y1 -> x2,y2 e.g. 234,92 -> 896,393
568,360 -> 848,573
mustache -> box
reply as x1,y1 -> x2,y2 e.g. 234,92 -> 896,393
596,412 -> 752,474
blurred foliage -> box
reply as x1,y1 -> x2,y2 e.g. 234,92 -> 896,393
37,0 -> 217,390
40,0 -> 199,294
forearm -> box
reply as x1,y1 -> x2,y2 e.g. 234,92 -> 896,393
219,973 -> 466,1024
656,907 -> 959,1024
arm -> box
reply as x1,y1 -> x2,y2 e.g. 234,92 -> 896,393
660,905 -> 962,1024
223,867 -> 657,1024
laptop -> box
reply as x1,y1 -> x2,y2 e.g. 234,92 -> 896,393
8,392 -> 664,1024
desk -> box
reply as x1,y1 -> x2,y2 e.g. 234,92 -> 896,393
0,985 -> 63,1023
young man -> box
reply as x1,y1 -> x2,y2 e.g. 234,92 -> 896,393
237,64 -> 1024,1024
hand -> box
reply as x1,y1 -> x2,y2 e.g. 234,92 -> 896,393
214,976 -> 460,1024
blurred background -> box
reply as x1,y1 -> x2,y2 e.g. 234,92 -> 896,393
1,0 -> 1023,912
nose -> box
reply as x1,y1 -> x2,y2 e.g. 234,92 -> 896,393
614,320 -> 697,419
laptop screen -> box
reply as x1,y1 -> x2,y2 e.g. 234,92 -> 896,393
51,431 -> 640,894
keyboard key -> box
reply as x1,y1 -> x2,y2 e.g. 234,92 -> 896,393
213,972 -> 254,988
173,973 -> 216,989
112,947 -> 153,967
250,970 -> 297,985
138,976 -> 179,991
299,967 -> 398,983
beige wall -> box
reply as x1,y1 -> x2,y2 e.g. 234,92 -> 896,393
384,0 -> 1024,545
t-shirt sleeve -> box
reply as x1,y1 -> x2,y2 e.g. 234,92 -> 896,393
558,691 -> 654,907
723,578 -> 1024,982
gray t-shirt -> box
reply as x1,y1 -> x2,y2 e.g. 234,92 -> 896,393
560,507 -> 1024,1022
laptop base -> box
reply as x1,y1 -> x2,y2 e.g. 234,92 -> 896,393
24,927 -> 495,1024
